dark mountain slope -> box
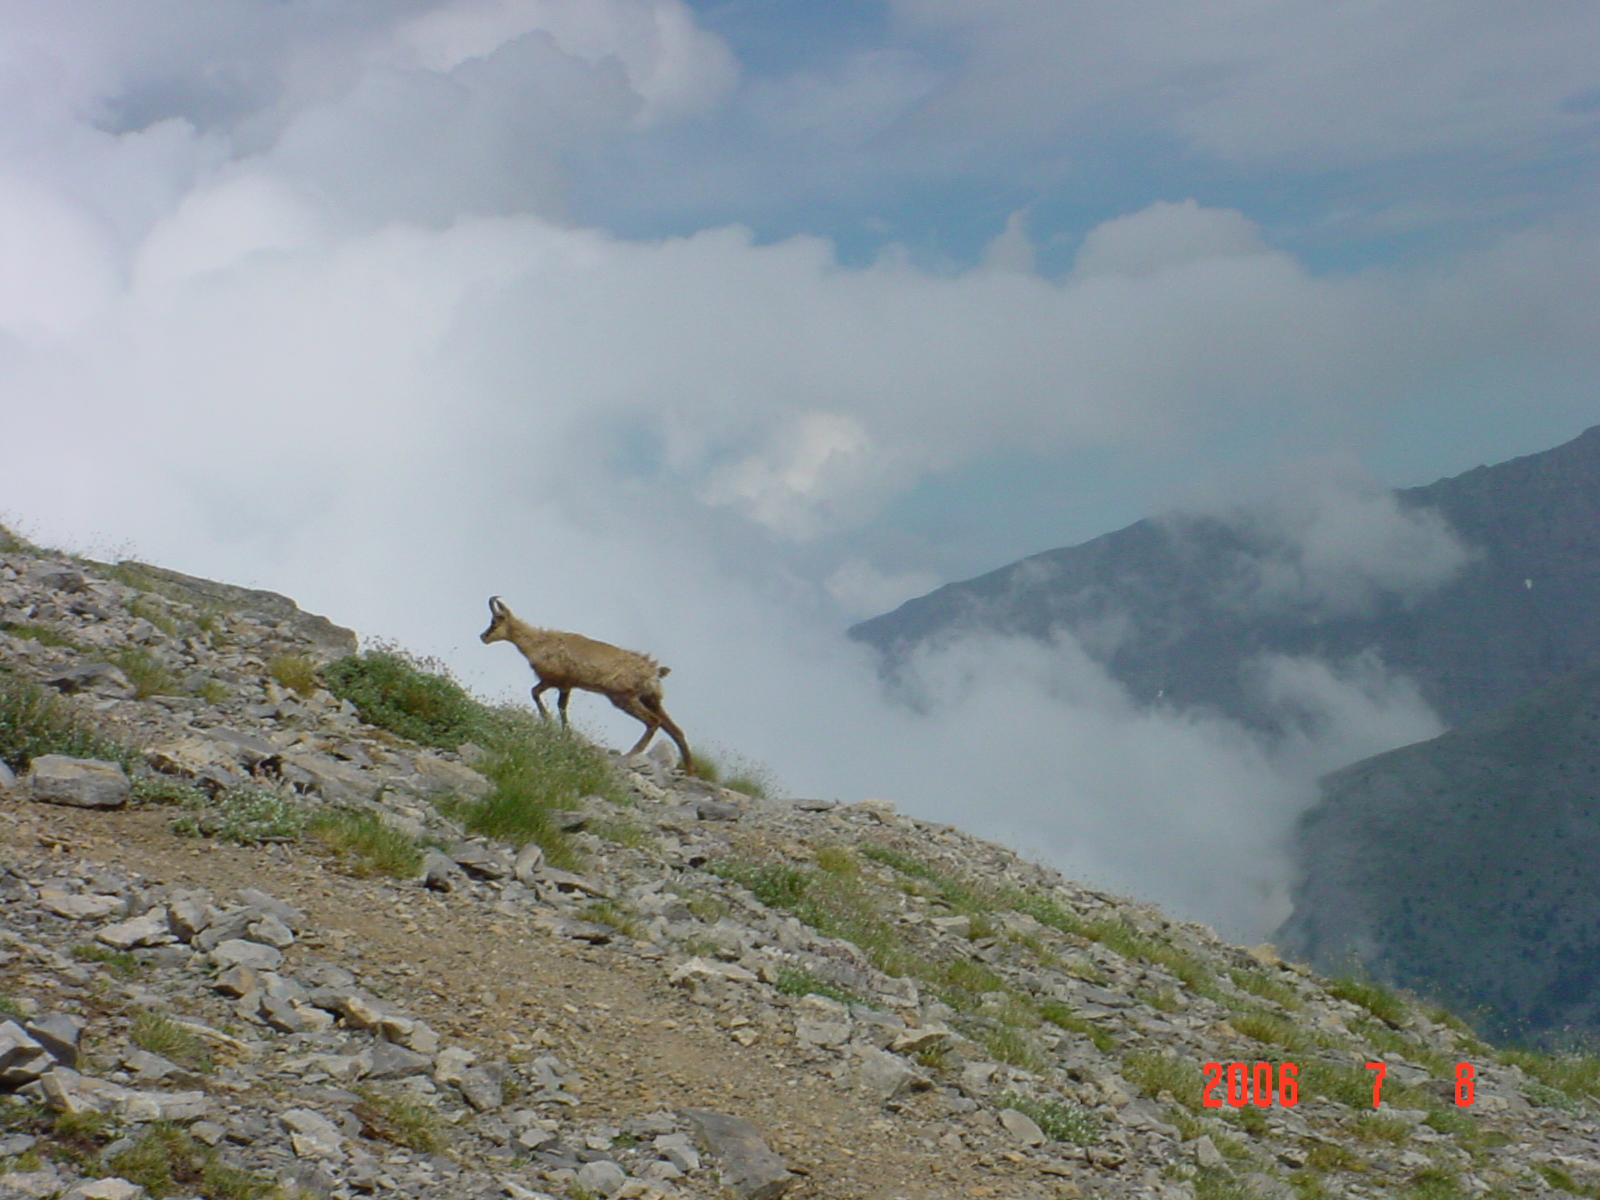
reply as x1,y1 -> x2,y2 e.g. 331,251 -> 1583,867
1275,659 -> 1600,1046
850,424 -> 1600,729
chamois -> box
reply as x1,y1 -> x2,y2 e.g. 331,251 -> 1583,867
479,596 -> 693,771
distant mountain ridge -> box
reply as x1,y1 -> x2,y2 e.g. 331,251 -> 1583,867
850,425 -> 1600,731
1275,657 -> 1600,1047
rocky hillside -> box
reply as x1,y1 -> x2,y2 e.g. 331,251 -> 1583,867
850,424 -> 1600,733
3,528 -> 1600,1200
1276,659 -> 1600,1050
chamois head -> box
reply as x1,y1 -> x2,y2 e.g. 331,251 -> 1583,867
480,595 -> 512,645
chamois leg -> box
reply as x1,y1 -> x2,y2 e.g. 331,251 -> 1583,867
612,695 -> 660,756
530,681 -> 555,719
557,688 -> 572,727
640,693 -> 693,773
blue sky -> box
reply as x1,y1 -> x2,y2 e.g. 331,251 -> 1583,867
1,0 -> 1598,936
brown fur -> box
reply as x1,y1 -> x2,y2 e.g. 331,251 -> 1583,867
479,596 -> 692,771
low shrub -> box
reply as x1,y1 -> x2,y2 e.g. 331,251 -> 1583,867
323,648 -> 484,750
0,668 -> 132,772
997,1092 -> 1102,1145
171,788 -> 308,845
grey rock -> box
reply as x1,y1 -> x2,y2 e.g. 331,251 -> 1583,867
236,888 -> 305,929
281,1107 -> 346,1160
855,1047 -> 931,1102
574,1160 -> 627,1197
209,939 -> 284,971
0,1021 -> 53,1086
0,760 -> 15,791
27,756 -> 129,809
246,914 -> 296,948
59,1180 -> 147,1200
423,851 -> 467,892
450,841 -> 514,880
512,842 -> 545,886
997,1107 -> 1045,1146
38,891 -> 122,921
695,799 -> 742,821
41,663 -> 134,698
364,1041 -> 434,1079
685,1110 -> 797,1200
95,912 -> 174,950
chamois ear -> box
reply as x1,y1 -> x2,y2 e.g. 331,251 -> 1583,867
489,596 -> 507,616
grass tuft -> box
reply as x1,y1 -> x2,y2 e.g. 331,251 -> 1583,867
353,1088 -> 447,1153
268,653 -> 321,698
305,808 -> 425,878
108,1122 -> 272,1199
1496,1047 -> 1600,1107
690,749 -> 777,798
130,1009 -> 214,1073
1122,1049 -> 1205,1111
107,647 -> 181,699
774,967 -> 864,1007
71,943 -> 141,977
1327,976 -> 1410,1027
1038,1001 -> 1117,1052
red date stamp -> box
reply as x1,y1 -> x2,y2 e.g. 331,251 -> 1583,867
1202,1061 -> 1478,1108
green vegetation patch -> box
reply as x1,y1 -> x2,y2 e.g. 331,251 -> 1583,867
1327,977 -> 1410,1027
1191,1165 -> 1258,1200
268,653 -> 320,697
171,787 -> 309,845
71,943 -> 141,977
1231,968 -> 1302,1010
1122,1049 -> 1205,1111
997,1092 -> 1102,1145
130,1010 -> 214,1073
109,1122 -> 273,1200
353,1088 -> 447,1154
1038,1001 -> 1117,1052
1350,1112 -> 1413,1144
690,748 -> 777,798
581,900 -> 641,938
774,967 -> 864,1007
0,667 -> 133,771
1232,1008 -> 1313,1053
1498,1047 -> 1600,1107
1399,1167 -> 1468,1200
305,808 -> 425,878
325,648 -> 624,869
0,621 -> 83,650
107,647 -> 181,700
323,648 -> 486,750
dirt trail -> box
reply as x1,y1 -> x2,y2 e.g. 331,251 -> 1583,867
3,799 -> 1062,1200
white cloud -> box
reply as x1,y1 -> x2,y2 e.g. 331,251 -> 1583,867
888,0 -> 1600,175
390,0 -> 737,126
1164,458 -> 1476,618
1072,199 -> 1270,279
0,176 -> 118,337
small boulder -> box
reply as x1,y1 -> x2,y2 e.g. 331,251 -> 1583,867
685,1110 -> 797,1200
27,756 -> 130,809
0,1021 -> 54,1086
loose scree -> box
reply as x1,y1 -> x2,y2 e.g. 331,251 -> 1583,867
479,596 -> 693,771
